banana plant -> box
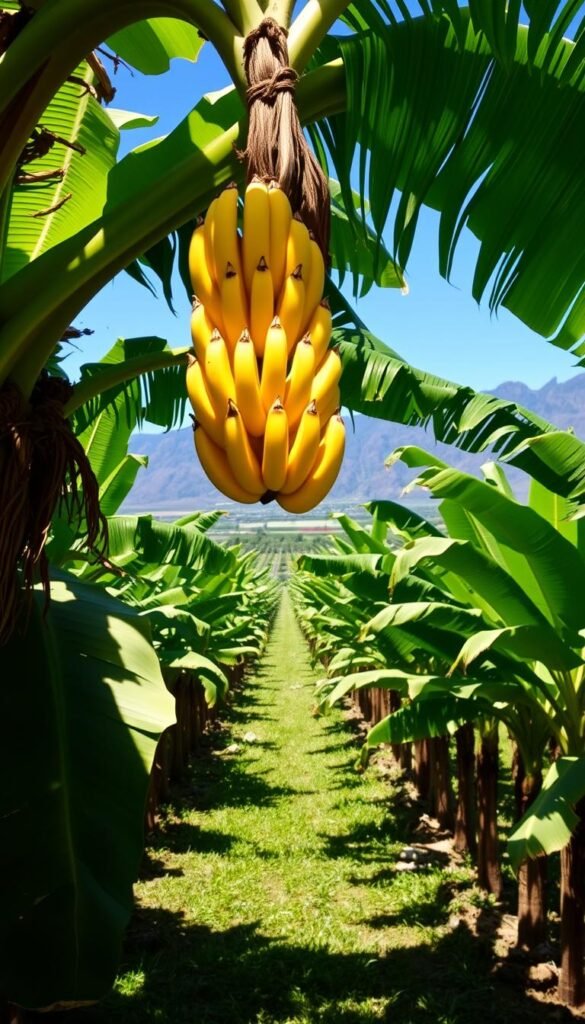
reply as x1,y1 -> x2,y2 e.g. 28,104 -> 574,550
3,1 -> 585,632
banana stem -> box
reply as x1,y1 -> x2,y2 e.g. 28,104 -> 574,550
221,0 -> 264,35
63,348 -> 190,418
260,0 -> 295,29
0,122 -> 242,394
0,0 -> 246,197
1,59 -> 346,396
288,0 -> 352,72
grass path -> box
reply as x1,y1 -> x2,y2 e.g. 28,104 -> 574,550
105,589 -> 550,1024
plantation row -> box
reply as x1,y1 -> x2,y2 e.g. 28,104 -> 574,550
290,447 -> 585,1007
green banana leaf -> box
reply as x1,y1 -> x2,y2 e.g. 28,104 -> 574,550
366,696 -> 475,746
3,57 -> 157,282
106,18 -> 204,74
453,625 -> 584,675
318,16 -> 585,349
0,574 -> 175,1007
508,756 -> 585,871
72,336 -> 188,438
390,450 -> 585,632
98,453 -> 148,517
365,499 -> 444,540
391,536 -> 550,629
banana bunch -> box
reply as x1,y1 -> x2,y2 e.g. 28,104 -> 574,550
186,178 -> 344,514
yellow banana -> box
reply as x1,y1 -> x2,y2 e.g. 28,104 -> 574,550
278,411 -> 345,514
311,347 -> 342,416
250,257 -> 274,357
243,177 -> 270,294
280,400 -> 321,495
188,219 -> 225,331
185,357 -> 225,448
212,183 -> 243,283
278,265 -> 305,353
307,298 -> 332,365
203,198 -> 218,284
284,335 -> 315,429
204,329 -> 236,417
262,398 -> 289,492
190,299 -> 215,363
193,421 -> 258,504
233,329 -> 266,437
219,260 -> 248,357
260,316 -> 288,413
285,213 -> 312,284
224,399 -> 266,496
302,234 -> 325,332
268,182 -> 292,298
318,385 -> 341,428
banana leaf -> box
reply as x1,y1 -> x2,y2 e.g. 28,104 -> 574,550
0,574 -> 175,1007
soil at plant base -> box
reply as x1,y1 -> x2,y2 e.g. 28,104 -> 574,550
88,589 -> 580,1024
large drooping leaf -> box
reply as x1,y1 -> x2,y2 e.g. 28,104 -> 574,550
166,652 -> 228,706
342,0 -> 585,71
0,575 -> 175,1007
3,62 -> 120,282
508,756 -> 585,871
106,18 -> 204,74
99,453 -> 148,517
72,336 -> 188,438
317,15 -> 585,350
391,536 -> 552,629
320,665 -> 526,709
389,451 -> 585,632
337,327 -> 585,503
329,180 -> 404,296
366,696 -> 474,747
453,624 -> 584,675
94,515 -> 235,581
365,499 -> 444,539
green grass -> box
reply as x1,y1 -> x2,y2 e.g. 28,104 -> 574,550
90,590 -> 565,1024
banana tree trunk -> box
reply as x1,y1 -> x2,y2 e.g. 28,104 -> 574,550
477,724 -> 503,897
513,751 -> 547,950
389,689 -> 402,763
430,735 -> 455,832
559,798 -> 585,1007
454,723 -> 477,855
414,739 -> 431,803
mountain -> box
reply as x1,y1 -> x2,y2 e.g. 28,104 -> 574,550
123,375 -> 585,513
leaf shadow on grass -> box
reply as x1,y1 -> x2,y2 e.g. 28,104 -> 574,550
308,736 -> 359,756
228,707 -> 277,723
362,877 -> 458,930
319,817 -> 403,864
166,732 -> 301,812
148,821 -> 238,856
75,908 -> 577,1024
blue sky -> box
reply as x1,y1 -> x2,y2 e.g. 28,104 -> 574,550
69,38 -> 580,426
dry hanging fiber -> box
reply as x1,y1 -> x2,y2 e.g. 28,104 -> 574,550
241,18 -> 330,260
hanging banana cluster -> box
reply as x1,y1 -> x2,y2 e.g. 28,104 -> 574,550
186,178 -> 344,514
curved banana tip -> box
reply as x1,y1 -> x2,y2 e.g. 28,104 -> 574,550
260,490 -> 278,505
